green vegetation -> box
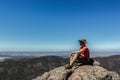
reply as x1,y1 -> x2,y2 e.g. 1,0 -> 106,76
0,56 -> 68,80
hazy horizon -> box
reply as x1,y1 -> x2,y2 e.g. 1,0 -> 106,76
0,51 -> 120,57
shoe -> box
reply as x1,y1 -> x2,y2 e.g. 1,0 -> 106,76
75,63 -> 82,66
65,64 -> 72,69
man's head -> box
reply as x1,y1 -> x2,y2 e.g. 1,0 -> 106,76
78,39 -> 87,46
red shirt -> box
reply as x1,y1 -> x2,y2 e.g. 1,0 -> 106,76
79,46 -> 90,60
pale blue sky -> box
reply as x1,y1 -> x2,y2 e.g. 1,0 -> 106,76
0,0 -> 120,52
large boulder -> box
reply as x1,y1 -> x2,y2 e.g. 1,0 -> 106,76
32,66 -> 72,80
32,65 -> 120,80
68,66 -> 120,80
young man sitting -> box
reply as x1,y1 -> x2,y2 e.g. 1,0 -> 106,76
65,39 -> 90,69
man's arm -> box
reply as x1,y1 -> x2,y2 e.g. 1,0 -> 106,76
74,47 -> 87,54
70,47 -> 87,56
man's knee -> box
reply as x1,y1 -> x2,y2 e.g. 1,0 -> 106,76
73,54 -> 79,60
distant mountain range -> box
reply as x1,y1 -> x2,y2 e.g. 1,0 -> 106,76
0,55 -> 119,80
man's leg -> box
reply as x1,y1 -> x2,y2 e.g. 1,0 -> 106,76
70,57 -> 72,63
70,53 -> 79,66
65,53 -> 79,69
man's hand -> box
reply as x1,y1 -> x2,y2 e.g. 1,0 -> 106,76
69,52 -> 75,56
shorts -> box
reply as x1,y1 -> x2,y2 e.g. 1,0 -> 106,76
76,54 -> 89,64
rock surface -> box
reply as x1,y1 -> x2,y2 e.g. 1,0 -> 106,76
32,64 -> 120,80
